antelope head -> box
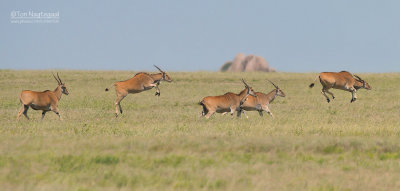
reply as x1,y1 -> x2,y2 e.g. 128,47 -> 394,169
53,73 -> 69,95
241,79 -> 257,97
354,75 -> 371,90
154,65 -> 172,82
268,80 -> 285,97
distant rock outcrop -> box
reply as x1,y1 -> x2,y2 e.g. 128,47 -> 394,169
220,53 -> 275,72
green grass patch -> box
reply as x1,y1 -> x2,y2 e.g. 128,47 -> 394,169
1,70 -> 400,190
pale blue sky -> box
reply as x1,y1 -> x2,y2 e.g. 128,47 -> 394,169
1,0 -> 399,72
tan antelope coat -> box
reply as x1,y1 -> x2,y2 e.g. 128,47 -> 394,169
17,73 -> 69,120
105,65 -> 172,117
199,80 -> 256,119
240,81 -> 285,118
309,71 -> 371,103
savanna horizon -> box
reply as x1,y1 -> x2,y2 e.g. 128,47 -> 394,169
1,70 -> 399,190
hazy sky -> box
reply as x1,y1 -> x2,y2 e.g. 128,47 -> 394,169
1,0 -> 399,72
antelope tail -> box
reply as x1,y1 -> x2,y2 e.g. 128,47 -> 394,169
309,75 -> 320,88
105,83 -> 115,92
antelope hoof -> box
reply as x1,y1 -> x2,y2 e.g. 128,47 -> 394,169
115,113 -> 118,118
351,98 -> 356,103
327,99 -> 330,103
155,92 -> 160,96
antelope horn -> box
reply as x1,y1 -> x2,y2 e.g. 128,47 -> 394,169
52,73 -> 60,84
57,72 -> 63,84
154,65 -> 165,73
241,79 -> 249,88
354,75 -> 362,81
267,80 -> 278,88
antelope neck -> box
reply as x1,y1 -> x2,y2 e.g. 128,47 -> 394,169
54,85 -> 62,100
267,89 -> 278,103
355,80 -> 365,89
151,73 -> 164,81
238,88 -> 250,104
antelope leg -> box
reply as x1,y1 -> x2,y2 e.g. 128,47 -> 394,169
236,109 -> 242,117
205,111 -> 214,119
230,107 -> 236,118
321,89 -> 330,103
325,89 -> 335,99
51,107 -> 62,120
243,110 -> 249,119
17,105 -> 27,120
154,85 -> 161,96
114,94 -> 127,117
350,88 -> 357,103
262,106 -> 274,118
41,111 -> 47,120
22,105 -> 30,120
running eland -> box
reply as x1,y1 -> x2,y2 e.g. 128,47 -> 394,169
309,71 -> 371,103
239,80 -> 285,118
17,73 -> 69,120
199,79 -> 257,119
105,65 -> 172,117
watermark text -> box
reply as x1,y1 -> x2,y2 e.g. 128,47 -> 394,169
10,10 -> 60,24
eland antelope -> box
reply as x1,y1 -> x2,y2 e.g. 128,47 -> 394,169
309,71 -> 371,103
17,73 -> 69,120
105,65 -> 172,117
199,79 -> 257,119
239,80 -> 285,118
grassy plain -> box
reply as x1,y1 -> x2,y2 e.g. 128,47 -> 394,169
0,70 -> 400,191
